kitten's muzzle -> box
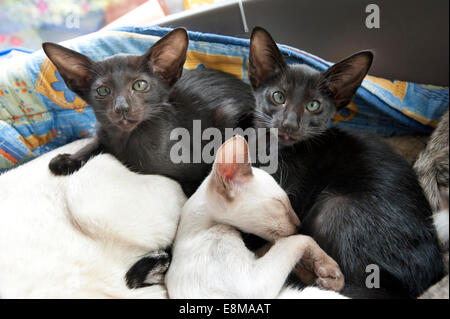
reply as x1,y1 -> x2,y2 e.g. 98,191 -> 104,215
114,96 -> 130,115
281,111 -> 299,132
278,129 -> 300,145
279,112 -> 301,145
114,103 -> 130,115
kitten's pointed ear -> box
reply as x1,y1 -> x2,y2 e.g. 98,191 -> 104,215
212,135 -> 253,200
143,28 -> 188,86
249,27 -> 287,89
42,42 -> 94,97
319,51 -> 373,109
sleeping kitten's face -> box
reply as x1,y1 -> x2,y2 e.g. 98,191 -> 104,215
204,135 -> 300,241
249,27 -> 373,146
42,28 -> 188,132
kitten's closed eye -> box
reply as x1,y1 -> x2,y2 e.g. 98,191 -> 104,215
274,198 -> 301,229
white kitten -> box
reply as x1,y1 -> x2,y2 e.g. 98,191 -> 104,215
166,136 -> 346,299
0,139 -> 186,298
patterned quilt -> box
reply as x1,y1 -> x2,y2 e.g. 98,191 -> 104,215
0,26 -> 448,173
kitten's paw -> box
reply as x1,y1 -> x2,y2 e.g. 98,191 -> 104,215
126,250 -> 171,289
49,153 -> 83,175
293,238 -> 344,292
313,258 -> 344,292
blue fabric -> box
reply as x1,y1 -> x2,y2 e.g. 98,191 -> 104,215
0,26 -> 448,173
114,26 -> 448,135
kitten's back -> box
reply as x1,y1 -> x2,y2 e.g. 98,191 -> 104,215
0,139 -> 186,298
284,128 -> 444,298
171,68 -> 255,128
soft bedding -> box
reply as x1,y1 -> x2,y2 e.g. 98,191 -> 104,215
0,26 -> 448,172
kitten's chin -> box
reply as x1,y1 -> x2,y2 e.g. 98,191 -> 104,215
277,132 -> 300,147
278,138 -> 297,147
259,228 -> 298,243
115,119 -> 139,132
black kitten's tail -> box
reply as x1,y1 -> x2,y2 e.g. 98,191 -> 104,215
125,249 -> 171,289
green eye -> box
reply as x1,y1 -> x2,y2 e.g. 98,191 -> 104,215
96,86 -> 111,96
271,91 -> 286,105
306,100 -> 321,113
133,80 -> 149,91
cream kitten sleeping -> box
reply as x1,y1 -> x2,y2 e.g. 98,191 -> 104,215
166,136 -> 346,299
0,139 -> 186,298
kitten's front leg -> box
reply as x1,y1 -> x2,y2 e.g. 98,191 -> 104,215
49,137 -> 102,175
253,235 -> 344,296
292,238 -> 344,292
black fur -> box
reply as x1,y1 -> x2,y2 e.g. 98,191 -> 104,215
248,27 -> 445,298
96,66 -> 255,196
43,29 -> 254,196
43,27 -> 445,298
125,250 -> 171,289
276,129 -> 444,298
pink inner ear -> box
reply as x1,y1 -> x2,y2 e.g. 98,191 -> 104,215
214,136 -> 253,184
219,163 -> 238,181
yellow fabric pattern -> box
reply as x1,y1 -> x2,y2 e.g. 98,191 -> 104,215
365,75 -> 408,101
185,50 -> 244,80
402,109 -> 439,127
332,102 -> 360,125
35,58 -> 88,113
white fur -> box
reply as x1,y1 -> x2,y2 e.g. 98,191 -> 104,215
166,136 -> 346,299
278,287 -> 348,299
434,209 -> 449,246
0,139 -> 186,298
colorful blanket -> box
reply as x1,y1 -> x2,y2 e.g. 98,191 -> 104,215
0,26 -> 448,173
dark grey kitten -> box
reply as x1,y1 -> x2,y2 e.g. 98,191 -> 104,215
249,34 -> 372,147
42,28 -> 254,196
247,27 -> 444,298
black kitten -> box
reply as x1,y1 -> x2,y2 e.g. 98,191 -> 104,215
43,28 -> 254,196
248,27 -> 444,298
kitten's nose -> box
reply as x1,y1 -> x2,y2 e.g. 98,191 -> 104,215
281,112 -> 299,132
114,96 -> 130,114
